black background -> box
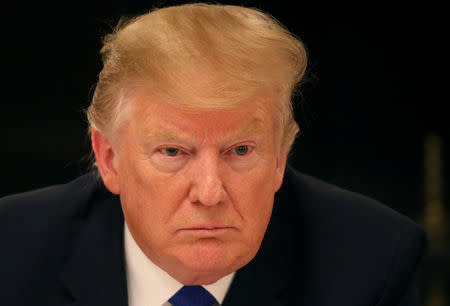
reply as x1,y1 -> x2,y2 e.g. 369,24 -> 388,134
1,0 -> 449,303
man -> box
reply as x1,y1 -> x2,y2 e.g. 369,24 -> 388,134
0,3 -> 426,306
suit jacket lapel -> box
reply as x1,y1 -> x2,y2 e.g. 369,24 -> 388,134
59,188 -> 128,306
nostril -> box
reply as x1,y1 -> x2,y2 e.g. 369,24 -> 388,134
189,178 -> 226,206
188,156 -> 226,205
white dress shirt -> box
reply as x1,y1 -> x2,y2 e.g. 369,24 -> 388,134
124,222 -> 235,306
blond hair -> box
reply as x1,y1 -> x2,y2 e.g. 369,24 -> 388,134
87,3 -> 307,153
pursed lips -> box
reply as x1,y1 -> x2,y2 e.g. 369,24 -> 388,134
179,226 -> 233,231
175,225 -> 237,235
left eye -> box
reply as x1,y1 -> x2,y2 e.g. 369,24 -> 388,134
234,145 -> 249,156
162,147 -> 180,156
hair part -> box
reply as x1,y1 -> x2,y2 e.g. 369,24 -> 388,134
87,3 -> 307,154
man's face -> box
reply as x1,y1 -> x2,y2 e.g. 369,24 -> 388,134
103,88 -> 286,284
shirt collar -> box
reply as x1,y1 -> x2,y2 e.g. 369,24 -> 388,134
124,222 -> 234,306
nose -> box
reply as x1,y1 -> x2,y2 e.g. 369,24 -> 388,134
188,152 -> 227,206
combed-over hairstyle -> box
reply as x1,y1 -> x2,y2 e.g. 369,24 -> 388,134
87,3 -> 307,153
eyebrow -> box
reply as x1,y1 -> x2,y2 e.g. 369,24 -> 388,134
230,119 -> 266,139
144,118 -> 267,143
146,130 -> 186,141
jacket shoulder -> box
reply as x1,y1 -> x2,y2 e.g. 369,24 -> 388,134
0,174 -> 123,304
0,173 -> 100,220
0,173 -> 101,279
281,166 -> 425,235
278,166 -> 427,305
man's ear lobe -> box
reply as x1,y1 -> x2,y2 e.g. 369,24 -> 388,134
274,153 -> 288,192
91,129 -> 120,194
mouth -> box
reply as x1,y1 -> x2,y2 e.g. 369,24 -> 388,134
181,226 -> 232,231
176,225 -> 236,236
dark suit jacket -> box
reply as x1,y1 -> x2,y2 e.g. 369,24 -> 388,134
0,166 -> 426,306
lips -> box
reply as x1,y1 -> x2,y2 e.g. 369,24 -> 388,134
185,226 -> 230,230
179,226 -> 233,232
175,225 -> 236,235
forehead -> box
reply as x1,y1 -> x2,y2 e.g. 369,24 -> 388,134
124,87 -> 277,138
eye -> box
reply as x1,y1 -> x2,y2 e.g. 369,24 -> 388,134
234,145 -> 249,156
162,147 -> 180,156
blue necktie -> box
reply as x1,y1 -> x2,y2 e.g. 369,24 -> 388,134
169,285 -> 218,306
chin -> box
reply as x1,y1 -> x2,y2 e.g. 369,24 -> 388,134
174,239 -> 256,283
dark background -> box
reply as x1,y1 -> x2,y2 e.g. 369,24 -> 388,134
1,0 -> 448,304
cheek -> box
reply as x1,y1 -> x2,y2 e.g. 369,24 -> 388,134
230,169 -> 276,237
116,154 -> 181,236
248,186 -> 274,229
119,168 -> 183,224
118,171 -> 189,261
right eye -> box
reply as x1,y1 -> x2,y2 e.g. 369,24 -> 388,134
151,146 -> 189,173
161,147 -> 180,156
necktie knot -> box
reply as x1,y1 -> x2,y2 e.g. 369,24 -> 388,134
169,285 -> 218,306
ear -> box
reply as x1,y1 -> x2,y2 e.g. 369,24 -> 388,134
273,152 -> 288,192
91,128 -> 121,194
